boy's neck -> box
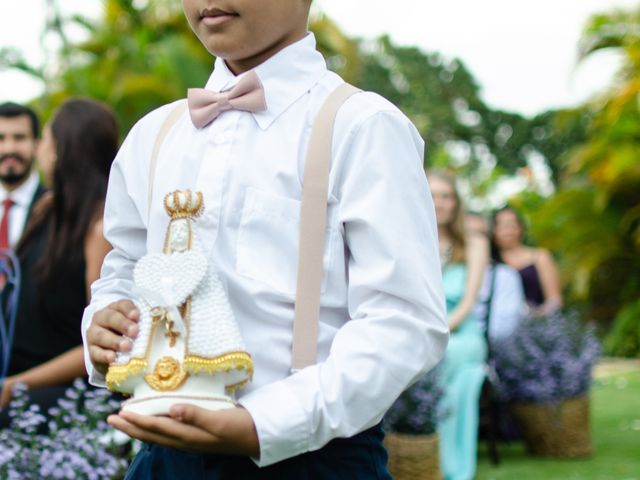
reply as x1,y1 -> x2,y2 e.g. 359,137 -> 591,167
224,31 -> 309,75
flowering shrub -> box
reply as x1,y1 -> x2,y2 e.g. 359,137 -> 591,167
384,368 -> 445,435
0,379 -> 130,479
491,311 -> 601,403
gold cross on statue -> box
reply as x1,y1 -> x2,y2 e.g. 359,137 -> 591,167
165,320 -> 180,347
150,307 -> 181,347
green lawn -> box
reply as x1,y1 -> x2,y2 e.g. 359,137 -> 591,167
476,370 -> 640,480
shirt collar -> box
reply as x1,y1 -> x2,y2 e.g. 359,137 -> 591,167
0,171 -> 39,208
204,33 -> 327,130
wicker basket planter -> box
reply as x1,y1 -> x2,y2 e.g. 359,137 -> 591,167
510,394 -> 592,458
385,432 -> 441,480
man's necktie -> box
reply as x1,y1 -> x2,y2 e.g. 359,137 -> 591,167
187,71 -> 267,129
0,198 -> 15,250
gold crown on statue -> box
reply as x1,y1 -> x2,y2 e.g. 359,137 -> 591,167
163,190 -> 204,219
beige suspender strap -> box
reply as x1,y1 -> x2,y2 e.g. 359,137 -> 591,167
147,100 -> 188,221
145,90 -> 358,370
291,83 -> 361,371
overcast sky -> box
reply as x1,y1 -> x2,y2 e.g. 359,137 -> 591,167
317,0 -> 637,115
1,0 -> 637,116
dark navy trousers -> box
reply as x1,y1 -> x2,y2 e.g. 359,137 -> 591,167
124,424 -> 392,479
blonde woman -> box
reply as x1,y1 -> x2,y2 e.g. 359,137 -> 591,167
429,171 -> 488,480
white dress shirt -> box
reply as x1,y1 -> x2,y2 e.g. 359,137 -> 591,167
0,171 -> 40,248
82,33 -> 448,466
474,263 -> 526,340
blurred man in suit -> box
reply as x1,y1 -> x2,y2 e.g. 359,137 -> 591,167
0,102 -> 47,249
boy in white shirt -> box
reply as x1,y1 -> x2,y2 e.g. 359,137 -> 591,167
83,0 -> 448,477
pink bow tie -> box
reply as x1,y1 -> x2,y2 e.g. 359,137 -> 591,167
187,71 -> 267,129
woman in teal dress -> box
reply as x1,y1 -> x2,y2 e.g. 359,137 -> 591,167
428,171 -> 488,480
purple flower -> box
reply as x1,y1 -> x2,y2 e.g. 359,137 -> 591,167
492,310 -> 600,403
0,382 -> 131,479
384,367 -> 446,434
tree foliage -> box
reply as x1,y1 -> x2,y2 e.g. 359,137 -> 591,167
1,0 -> 573,191
31,0 -> 212,134
4,1 -> 636,354
352,36 -> 568,182
529,7 -> 640,356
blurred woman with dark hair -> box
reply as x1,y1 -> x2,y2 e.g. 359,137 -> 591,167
0,98 -> 117,415
491,207 -> 562,317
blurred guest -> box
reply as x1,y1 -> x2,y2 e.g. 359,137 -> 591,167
467,212 -> 525,341
0,102 -> 47,248
430,171 -> 488,480
464,211 -> 488,238
0,98 -> 117,419
491,207 -> 562,317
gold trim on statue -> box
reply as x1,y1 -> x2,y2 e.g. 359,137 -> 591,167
106,358 -> 148,391
184,352 -> 254,378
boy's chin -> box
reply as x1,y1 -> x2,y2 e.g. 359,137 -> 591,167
204,44 -> 266,70
197,38 -> 247,61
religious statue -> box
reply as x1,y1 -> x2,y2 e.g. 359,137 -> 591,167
106,190 -> 253,415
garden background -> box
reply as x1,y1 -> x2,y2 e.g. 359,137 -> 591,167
1,0 -> 638,477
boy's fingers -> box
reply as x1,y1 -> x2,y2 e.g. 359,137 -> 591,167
119,410 -> 198,436
108,415 -> 183,449
110,300 -> 140,320
171,404 -> 194,423
89,345 -> 116,369
87,303 -> 139,373
114,412 -> 215,447
88,324 -> 132,352
94,308 -> 139,338
170,404 -> 212,431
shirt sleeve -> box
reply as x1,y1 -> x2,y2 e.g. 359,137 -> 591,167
81,121 -> 151,387
239,102 -> 449,466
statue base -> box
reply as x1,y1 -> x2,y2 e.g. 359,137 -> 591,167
120,374 -> 235,416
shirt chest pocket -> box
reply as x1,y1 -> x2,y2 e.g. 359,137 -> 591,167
236,187 -> 336,298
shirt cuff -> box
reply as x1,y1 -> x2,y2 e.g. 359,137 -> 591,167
89,367 -> 107,388
238,379 -> 311,467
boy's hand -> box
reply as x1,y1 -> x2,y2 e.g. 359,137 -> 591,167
107,405 -> 260,457
86,300 -> 140,374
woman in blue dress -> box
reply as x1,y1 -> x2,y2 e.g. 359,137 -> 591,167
428,171 -> 488,480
